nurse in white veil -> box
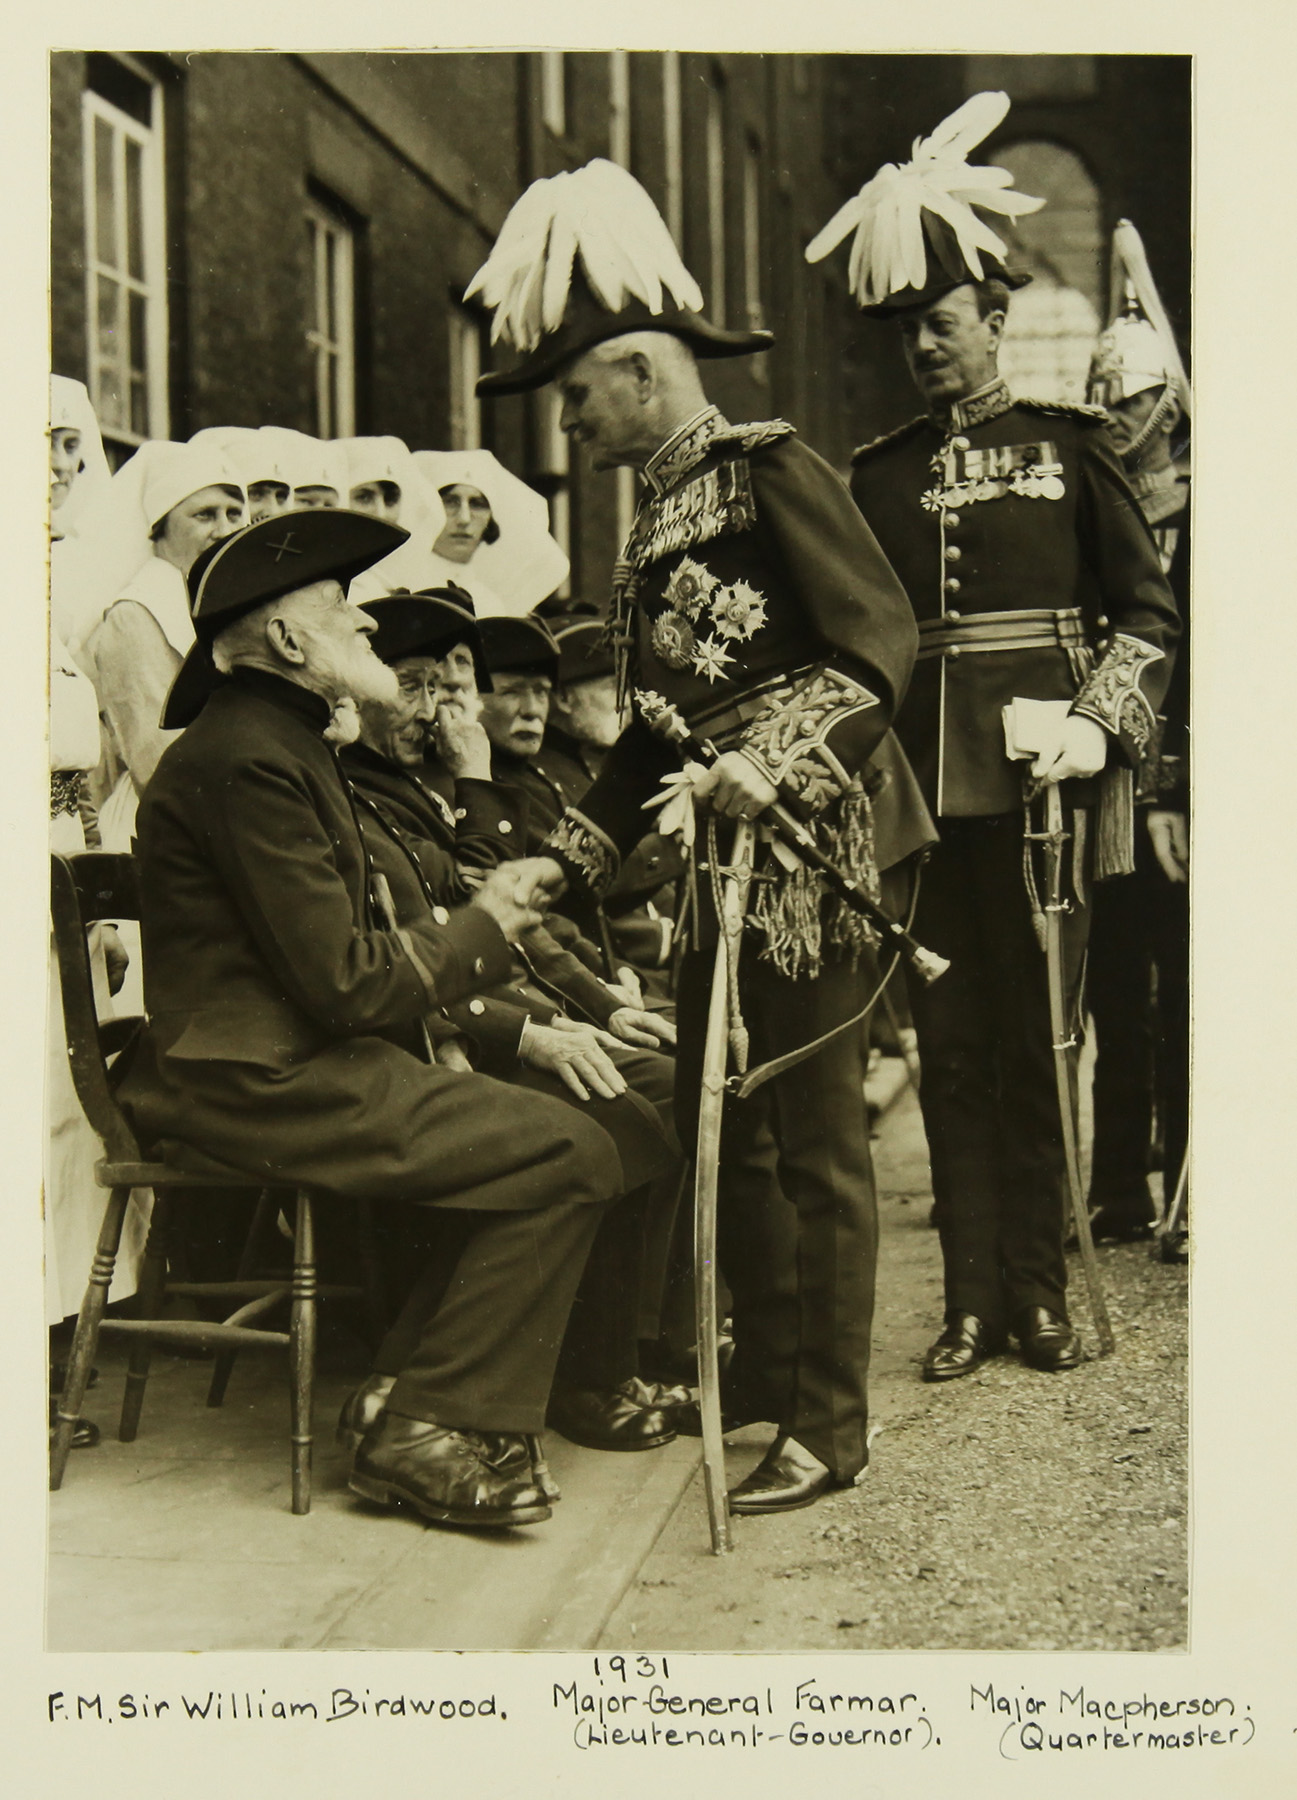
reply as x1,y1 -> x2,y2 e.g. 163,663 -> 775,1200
411,448 -> 568,617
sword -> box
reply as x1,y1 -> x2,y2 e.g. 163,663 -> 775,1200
638,696 -> 948,986
692,815 -> 756,1555
1036,782 -> 1116,1356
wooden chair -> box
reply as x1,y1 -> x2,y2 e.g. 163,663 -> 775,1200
49,852 -> 385,1514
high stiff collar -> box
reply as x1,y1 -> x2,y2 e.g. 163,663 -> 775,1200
1127,463 -> 1189,526
227,664 -> 334,733
929,378 -> 1015,434
643,406 -> 727,496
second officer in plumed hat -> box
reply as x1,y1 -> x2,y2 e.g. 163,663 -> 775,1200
809,93 -> 1181,1378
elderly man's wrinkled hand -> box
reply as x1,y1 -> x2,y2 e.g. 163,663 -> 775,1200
607,1006 -> 677,1050
519,1020 -> 628,1101
469,863 -> 545,942
434,700 -> 492,779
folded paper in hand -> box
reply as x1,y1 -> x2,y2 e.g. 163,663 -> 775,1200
1002,697 -> 1072,764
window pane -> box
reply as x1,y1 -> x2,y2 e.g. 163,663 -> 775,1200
94,116 -> 117,268
96,274 -> 120,361
128,289 -> 148,375
125,138 -> 145,280
130,374 -> 149,438
324,231 -> 337,342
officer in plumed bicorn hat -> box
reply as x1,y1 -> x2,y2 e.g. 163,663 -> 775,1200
468,155 -> 930,1516
811,95 -> 1182,1379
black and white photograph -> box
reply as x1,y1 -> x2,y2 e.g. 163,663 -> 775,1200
39,45 -> 1198,1661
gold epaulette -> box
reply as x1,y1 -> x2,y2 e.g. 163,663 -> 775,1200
1014,398 -> 1111,427
850,417 -> 928,463
710,419 -> 797,455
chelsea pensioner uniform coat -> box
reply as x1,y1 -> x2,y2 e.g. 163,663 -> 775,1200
849,382 -> 1181,1326
543,407 -> 927,1480
115,666 -> 627,1434
341,737 -> 680,1392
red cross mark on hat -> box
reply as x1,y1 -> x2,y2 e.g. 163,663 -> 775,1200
267,532 -> 304,561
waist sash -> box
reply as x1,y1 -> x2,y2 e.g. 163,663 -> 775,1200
917,607 -> 1088,661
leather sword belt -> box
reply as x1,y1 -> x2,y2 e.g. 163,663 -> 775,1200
685,663 -> 821,746
917,607 -> 1087,661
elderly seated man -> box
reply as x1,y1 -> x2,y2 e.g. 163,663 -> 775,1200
116,511 -> 642,1533
338,588 -> 685,1454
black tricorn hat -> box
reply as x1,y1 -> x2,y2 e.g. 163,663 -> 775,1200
358,586 -> 492,693
160,510 -> 408,729
476,269 -> 773,397
550,614 -> 616,686
477,613 -> 561,685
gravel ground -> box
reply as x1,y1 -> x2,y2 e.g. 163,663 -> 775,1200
601,1082 -> 1188,1652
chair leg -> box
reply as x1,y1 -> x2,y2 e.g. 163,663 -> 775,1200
289,1191 -> 317,1515
50,1186 -> 131,1490
354,1199 -> 389,1347
207,1188 -> 278,1408
118,1190 -> 173,1444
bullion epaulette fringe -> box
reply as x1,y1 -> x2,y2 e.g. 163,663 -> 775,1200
851,417 -> 927,463
1014,398 -> 1111,427
710,418 -> 797,455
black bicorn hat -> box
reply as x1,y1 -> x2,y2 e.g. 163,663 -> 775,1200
477,613 -> 562,685
467,160 -> 772,398
549,613 -> 617,686
805,92 -> 1040,319
358,585 -> 493,693
160,510 -> 408,729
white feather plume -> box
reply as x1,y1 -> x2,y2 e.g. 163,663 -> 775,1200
806,91 -> 1044,307
466,159 -> 705,352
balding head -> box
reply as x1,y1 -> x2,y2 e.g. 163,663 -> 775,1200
558,330 -> 710,470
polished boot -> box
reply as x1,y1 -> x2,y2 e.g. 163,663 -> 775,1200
1088,1201 -> 1155,1243
546,1380 -> 677,1452
727,1434 -> 838,1515
922,1313 -> 1006,1383
336,1372 -> 396,1453
349,1412 -> 552,1527
1014,1306 -> 1082,1372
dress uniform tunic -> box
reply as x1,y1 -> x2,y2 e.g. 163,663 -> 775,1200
850,379 -> 1180,1327
116,666 -> 624,1434
544,406 -> 923,1481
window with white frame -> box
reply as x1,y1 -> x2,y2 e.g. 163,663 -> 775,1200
705,69 -> 727,326
448,304 -> 483,450
608,50 -> 631,167
305,195 -> 356,439
81,56 -> 168,446
662,53 -> 683,245
541,52 -> 568,139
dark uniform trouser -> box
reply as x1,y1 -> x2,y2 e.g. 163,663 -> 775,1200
377,1045 -> 680,1407
674,945 -> 878,1483
1087,828 -> 1190,1217
904,811 -> 1089,1329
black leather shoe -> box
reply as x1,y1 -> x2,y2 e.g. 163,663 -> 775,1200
336,1373 -> 396,1453
547,1381 -> 677,1451
1089,1202 -> 1156,1243
48,1401 -> 100,1449
922,1313 -> 1006,1382
1014,1306 -> 1082,1372
728,1435 -> 839,1515
349,1413 -> 552,1527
